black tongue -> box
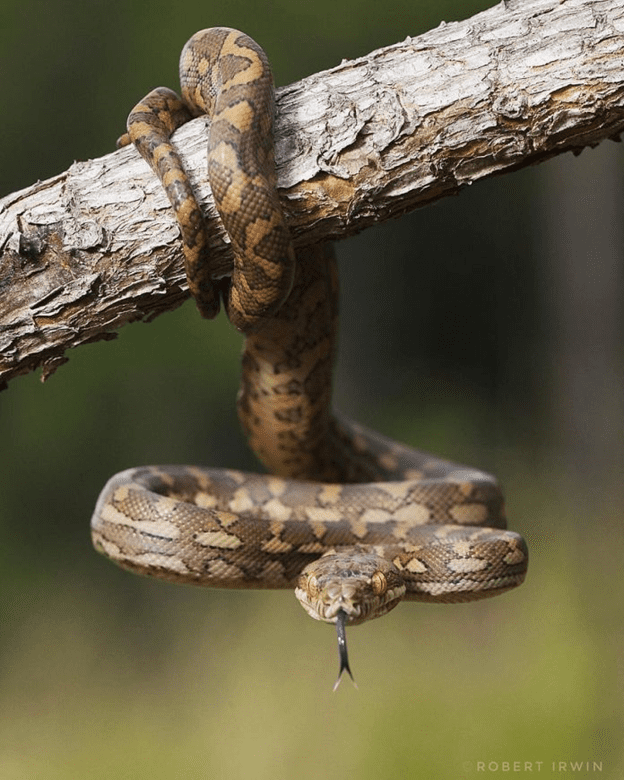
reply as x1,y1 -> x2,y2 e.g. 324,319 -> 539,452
333,609 -> 357,691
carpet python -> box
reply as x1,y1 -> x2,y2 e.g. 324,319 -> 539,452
93,27 -> 528,688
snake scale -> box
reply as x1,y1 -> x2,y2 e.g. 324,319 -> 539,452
92,27 -> 528,687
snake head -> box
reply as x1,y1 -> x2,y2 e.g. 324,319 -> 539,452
295,547 -> 406,689
294,546 -> 406,625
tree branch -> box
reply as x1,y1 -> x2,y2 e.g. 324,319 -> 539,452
2,0 -> 623,387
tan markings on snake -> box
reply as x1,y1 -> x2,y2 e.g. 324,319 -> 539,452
117,28 -> 294,332
95,27 -> 528,688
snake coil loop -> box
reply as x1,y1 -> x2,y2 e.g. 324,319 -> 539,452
95,28 -> 528,687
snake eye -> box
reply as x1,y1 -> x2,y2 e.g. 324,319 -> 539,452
371,571 -> 387,595
307,574 -> 320,597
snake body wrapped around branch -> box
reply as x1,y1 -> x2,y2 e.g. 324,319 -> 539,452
92,28 -> 528,688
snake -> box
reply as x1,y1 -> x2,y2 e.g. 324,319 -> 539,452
93,27 -> 528,687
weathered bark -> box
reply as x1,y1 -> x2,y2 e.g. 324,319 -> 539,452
1,0 -> 623,387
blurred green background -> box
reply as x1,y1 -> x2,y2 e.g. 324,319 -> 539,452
1,0 -> 623,778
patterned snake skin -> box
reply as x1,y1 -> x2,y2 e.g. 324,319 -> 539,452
93,28 -> 528,687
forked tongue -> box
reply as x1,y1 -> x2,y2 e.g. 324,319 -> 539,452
333,609 -> 357,691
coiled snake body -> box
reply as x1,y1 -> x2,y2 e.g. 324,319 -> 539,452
92,28 -> 528,686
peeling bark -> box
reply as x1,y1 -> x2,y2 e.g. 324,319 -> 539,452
1,0 -> 623,387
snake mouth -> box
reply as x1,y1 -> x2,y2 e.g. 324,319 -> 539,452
333,609 -> 357,691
